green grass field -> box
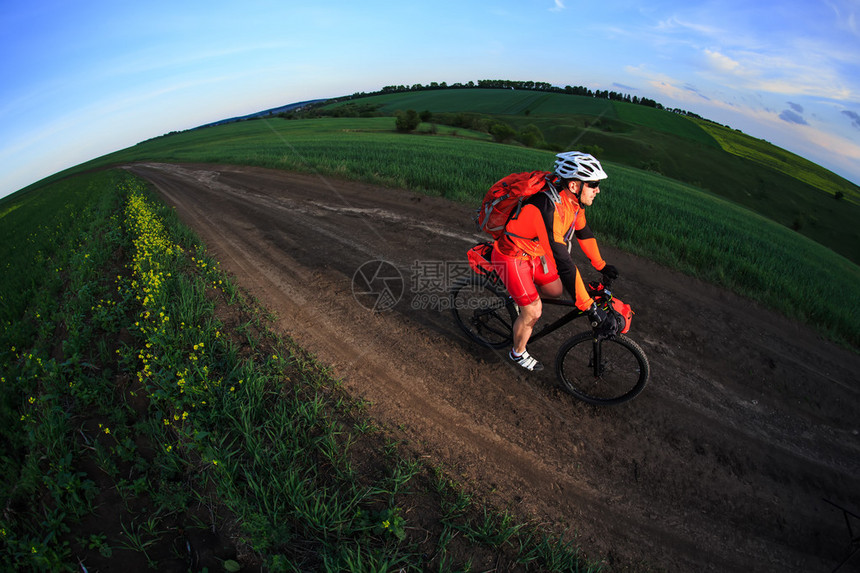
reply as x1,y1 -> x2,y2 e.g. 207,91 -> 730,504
611,100 -> 720,147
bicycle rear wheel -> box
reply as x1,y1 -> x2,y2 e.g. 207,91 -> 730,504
555,332 -> 650,405
450,276 -> 516,349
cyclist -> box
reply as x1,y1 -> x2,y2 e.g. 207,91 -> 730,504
491,151 -> 619,371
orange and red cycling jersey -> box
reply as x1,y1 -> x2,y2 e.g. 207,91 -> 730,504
494,188 -> 607,310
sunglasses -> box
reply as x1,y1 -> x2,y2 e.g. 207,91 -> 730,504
584,180 -> 601,189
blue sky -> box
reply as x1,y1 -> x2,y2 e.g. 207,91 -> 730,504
2,0 -> 860,198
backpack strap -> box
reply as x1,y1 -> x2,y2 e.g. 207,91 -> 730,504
543,175 -> 562,204
503,178 -> 561,243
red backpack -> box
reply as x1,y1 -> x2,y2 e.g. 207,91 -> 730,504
474,171 -> 550,240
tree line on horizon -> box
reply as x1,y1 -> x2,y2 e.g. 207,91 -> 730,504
336,79 -> 707,121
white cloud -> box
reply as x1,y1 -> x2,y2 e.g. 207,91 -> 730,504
633,5 -> 859,106
550,0 -> 565,12
625,65 -> 712,104
825,0 -> 860,36
655,15 -> 722,37
623,62 -> 860,182
698,47 -> 855,102
704,49 -> 742,75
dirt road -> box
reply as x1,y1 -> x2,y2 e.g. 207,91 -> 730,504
127,162 -> 860,572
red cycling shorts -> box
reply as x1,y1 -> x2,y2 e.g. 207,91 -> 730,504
491,243 -> 558,306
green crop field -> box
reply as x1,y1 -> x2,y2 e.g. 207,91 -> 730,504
611,100 -> 720,147
330,88 -> 618,117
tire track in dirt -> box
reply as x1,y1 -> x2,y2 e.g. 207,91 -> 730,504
127,162 -> 860,572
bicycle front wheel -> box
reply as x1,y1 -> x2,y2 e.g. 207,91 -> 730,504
450,276 -> 516,349
555,332 -> 650,405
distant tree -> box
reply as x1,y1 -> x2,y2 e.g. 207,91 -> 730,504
419,110 -> 433,122
640,159 -> 662,174
489,121 -> 516,143
452,112 -> 482,130
517,124 -> 545,148
395,109 -> 421,132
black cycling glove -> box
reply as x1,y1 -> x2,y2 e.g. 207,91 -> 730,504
600,264 -> 619,282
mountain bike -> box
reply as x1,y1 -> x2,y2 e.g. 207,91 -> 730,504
450,272 -> 650,406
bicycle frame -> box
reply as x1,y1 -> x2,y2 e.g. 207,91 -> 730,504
475,272 -> 621,343
527,298 -> 587,344
479,272 -> 608,344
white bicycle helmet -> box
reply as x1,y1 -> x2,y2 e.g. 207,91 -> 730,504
553,151 -> 608,181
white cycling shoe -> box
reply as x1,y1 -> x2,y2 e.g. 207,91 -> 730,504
509,349 -> 544,371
